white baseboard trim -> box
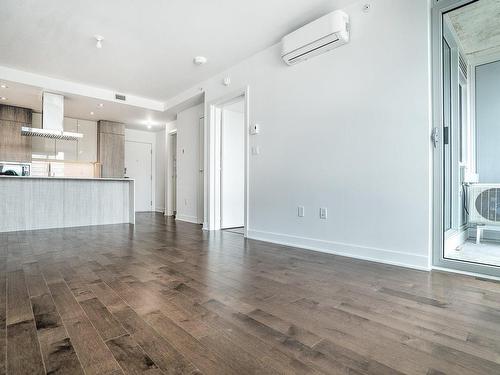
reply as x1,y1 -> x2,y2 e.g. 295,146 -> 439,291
175,215 -> 200,224
154,208 -> 165,214
246,229 -> 430,271
432,266 -> 500,282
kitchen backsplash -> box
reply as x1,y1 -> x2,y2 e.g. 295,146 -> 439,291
31,161 -> 95,178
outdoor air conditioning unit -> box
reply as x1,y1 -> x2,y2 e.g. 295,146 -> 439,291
281,10 -> 350,66
468,184 -> 500,225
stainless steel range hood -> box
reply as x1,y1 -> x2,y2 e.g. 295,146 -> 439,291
21,92 -> 83,141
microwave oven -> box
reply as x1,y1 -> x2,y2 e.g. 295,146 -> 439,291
0,162 -> 31,176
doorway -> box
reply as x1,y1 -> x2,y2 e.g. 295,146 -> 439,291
124,140 -> 152,212
207,88 -> 249,235
168,131 -> 177,217
198,117 -> 204,224
220,98 -> 245,230
432,0 -> 500,277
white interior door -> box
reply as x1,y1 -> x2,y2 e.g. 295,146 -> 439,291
125,141 -> 152,212
221,107 -> 245,229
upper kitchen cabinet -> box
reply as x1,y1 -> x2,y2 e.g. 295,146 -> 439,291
0,105 -> 32,123
77,119 -> 97,162
0,105 -> 32,163
55,117 -> 78,161
31,112 -> 56,160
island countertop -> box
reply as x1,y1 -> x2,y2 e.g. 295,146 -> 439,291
0,176 -> 135,232
0,175 -> 133,182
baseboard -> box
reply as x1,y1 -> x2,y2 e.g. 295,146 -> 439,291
432,266 -> 500,282
175,215 -> 200,224
246,229 -> 430,271
154,208 -> 165,214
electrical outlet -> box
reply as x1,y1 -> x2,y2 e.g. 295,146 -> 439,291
320,207 -> 328,220
298,206 -> 305,217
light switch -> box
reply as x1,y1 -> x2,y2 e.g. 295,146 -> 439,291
252,146 -> 260,155
298,206 -> 305,217
320,207 -> 328,220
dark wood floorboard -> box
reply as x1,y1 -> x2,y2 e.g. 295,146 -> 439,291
1,213 -> 500,374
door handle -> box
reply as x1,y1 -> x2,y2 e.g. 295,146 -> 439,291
431,127 -> 439,148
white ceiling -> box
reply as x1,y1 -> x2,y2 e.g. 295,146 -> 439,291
446,0 -> 500,58
0,0 -> 354,102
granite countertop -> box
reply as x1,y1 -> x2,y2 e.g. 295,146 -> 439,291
0,175 -> 134,182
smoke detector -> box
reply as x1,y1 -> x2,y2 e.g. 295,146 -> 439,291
193,56 -> 207,65
95,35 -> 104,49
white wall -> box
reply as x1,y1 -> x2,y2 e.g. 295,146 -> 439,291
124,128 -> 156,211
476,60 -> 500,183
167,0 -> 432,269
221,107 -> 245,228
176,104 -> 204,223
155,129 -> 166,211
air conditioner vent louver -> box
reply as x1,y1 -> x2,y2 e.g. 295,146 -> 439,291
468,184 -> 500,224
115,94 -> 126,101
459,53 -> 468,79
475,188 -> 500,222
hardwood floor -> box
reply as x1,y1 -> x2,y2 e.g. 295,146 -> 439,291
1,213 -> 500,374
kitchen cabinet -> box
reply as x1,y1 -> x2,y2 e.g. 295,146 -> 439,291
55,118 -> 78,161
31,113 -> 56,160
77,119 -> 97,162
0,105 -> 32,163
31,115 -> 98,162
0,105 -> 32,124
98,121 -> 125,178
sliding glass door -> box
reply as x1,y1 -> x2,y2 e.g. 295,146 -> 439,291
432,0 -> 500,278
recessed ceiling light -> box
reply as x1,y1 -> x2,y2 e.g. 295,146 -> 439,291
90,111 -> 94,115
95,35 -> 104,49
0,84 -> 7,89
98,103 -> 104,108
193,56 -> 207,65
0,97 -> 7,101
147,125 -> 152,129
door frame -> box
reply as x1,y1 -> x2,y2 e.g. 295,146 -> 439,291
166,130 -> 177,217
432,0 -> 500,277
124,140 -> 153,212
220,97 -> 246,230
198,116 -> 205,225
206,87 -> 250,236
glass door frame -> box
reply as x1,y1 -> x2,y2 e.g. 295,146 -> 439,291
432,0 -> 500,277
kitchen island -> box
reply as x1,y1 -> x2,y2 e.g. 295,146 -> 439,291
0,176 -> 134,233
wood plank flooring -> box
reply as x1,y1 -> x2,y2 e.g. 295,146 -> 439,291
1,213 -> 500,374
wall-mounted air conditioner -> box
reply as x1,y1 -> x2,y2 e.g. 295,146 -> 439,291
281,10 -> 350,66
468,184 -> 500,225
